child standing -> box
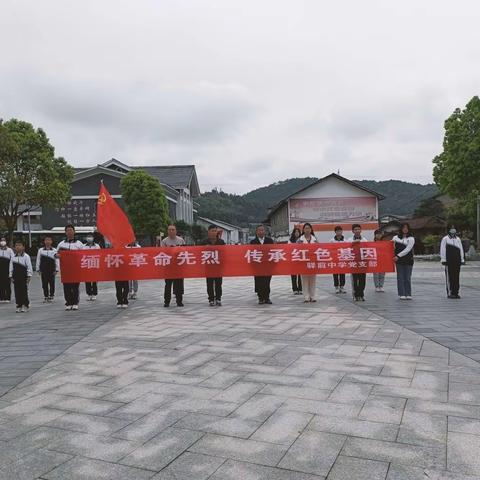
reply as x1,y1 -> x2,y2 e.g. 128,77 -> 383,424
0,236 -> 14,303
36,236 -> 59,302
330,226 -> 347,294
347,224 -> 368,301
83,234 -> 101,301
9,239 -> 33,313
373,229 -> 386,292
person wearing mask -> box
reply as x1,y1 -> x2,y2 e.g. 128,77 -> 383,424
9,239 -> 33,313
330,226 -> 347,294
36,236 -> 59,302
373,229 -> 386,293
440,226 -> 465,299
57,224 -> 84,311
83,234 -> 101,301
298,223 -> 318,303
161,225 -> 185,307
200,225 -> 225,306
250,224 -> 274,305
393,223 -> 415,300
126,239 -> 141,300
348,224 -> 368,301
289,228 -> 302,295
0,236 -> 14,303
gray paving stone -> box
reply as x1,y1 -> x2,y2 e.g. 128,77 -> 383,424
449,416 -> 480,436
47,412 -> 130,435
120,427 -> 203,471
230,393 -> 285,422
189,433 -> 288,467
448,432 -> 480,475
43,456 -> 155,479
327,455 -> 389,480
397,410 -> 447,446
328,382 -> 373,405
174,412 -> 261,438
278,430 -> 346,476
151,452 -> 225,480
283,398 -> 361,418
209,459 -> 325,480
251,409 -> 312,445
387,464 -> 480,479
359,396 -> 406,424
307,414 -> 398,441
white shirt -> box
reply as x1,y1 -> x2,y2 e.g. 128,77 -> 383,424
9,253 -> 33,277
57,239 -> 85,251
392,235 -> 415,258
440,235 -> 465,263
347,236 -> 368,243
36,247 -> 60,271
0,246 -> 14,261
330,235 -> 346,243
83,243 -> 101,250
161,236 -> 185,247
298,234 -> 318,244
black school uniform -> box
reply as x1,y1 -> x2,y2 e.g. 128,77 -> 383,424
57,239 -> 84,306
9,253 -> 33,308
199,238 -> 225,302
0,246 -> 14,301
36,247 -> 59,299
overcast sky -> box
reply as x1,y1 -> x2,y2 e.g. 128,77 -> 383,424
1,1 -> 479,193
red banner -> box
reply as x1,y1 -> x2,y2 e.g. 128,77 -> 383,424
59,242 -> 395,283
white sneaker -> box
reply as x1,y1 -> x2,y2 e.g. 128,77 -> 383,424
132,293 -> 137,300
379,287 -> 385,292
92,296 -> 97,301
117,304 -> 122,308
65,305 -> 72,311
121,304 -> 128,309
21,306 -> 27,313
400,296 -> 407,300
15,307 -> 21,313
406,296 -> 412,300
72,305 -> 79,311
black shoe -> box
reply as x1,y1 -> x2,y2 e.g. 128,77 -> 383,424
216,300 -> 222,306
209,301 -> 215,307
164,303 -> 170,308
447,295 -> 455,299
454,294 -> 461,299
264,299 -> 272,304
177,302 -> 184,307
361,297 -> 365,301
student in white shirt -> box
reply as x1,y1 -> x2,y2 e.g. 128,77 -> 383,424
36,235 -> 59,302
161,225 -> 185,307
330,226 -> 347,294
0,235 -> 14,303
289,228 -> 303,295
298,223 -> 318,303
393,223 -> 415,300
9,239 -> 33,313
57,224 -> 84,310
83,234 -> 101,301
440,226 -> 465,299
347,224 -> 368,301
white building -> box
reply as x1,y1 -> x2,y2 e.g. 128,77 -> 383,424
265,173 -> 384,242
196,217 -> 249,244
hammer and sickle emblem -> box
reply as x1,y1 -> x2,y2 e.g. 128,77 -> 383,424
98,193 -> 107,205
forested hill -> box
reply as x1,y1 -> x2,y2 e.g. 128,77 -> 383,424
196,178 -> 439,227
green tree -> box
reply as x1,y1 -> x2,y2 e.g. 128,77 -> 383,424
0,118 -> 74,243
413,196 -> 446,219
433,96 -> 480,228
174,219 -> 191,237
121,170 -> 170,242
191,223 -> 207,243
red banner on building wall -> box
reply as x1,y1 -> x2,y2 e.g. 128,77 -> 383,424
59,242 -> 395,283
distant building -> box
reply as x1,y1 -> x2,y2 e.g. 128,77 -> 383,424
196,216 -> 249,244
265,173 -> 384,242
27,158 -> 200,233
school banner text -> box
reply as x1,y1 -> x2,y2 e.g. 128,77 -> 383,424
59,242 -> 395,282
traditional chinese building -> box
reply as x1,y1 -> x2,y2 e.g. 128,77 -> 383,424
30,158 -> 200,232
265,173 -> 384,242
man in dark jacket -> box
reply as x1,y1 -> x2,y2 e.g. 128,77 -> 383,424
250,224 -> 274,305
199,225 -> 225,306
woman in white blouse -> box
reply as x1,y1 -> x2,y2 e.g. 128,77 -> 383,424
297,223 -> 318,303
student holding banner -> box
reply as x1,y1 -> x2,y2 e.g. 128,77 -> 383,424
57,225 -> 84,311
200,225 -> 225,306
161,225 -> 185,307
330,226 -> 347,294
83,234 -> 101,301
297,223 -> 318,303
250,224 -> 274,305
348,224 -> 368,301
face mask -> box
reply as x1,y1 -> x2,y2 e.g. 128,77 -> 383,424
449,229 -> 457,236
0,241 -> 6,247
86,237 -> 94,243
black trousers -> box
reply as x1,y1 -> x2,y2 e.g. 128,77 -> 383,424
0,274 -> 11,301
291,275 -> 302,292
41,272 -> 55,298
164,279 -> 184,305
13,279 -> 29,308
254,276 -> 272,301
63,283 -> 80,306
352,273 -> 366,298
115,281 -> 129,305
333,274 -> 346,287
446,263 -> 461,296
206,277 -> 222,301
85,282 -> 98,296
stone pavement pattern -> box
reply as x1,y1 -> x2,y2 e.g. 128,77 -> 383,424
0,264 -> 479,479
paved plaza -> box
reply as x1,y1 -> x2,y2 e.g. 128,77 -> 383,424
0,262 -> 480,479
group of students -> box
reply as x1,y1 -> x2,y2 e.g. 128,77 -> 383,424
288,222 -> 466,301
0,220 -> 467,312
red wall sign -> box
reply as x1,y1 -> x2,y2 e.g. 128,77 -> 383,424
59,242 -> 395,283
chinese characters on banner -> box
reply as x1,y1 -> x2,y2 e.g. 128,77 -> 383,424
59,242 -> 395,283
54,199 -> 97,227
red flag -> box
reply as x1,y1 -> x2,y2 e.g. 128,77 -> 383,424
96,183 -> 135,248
